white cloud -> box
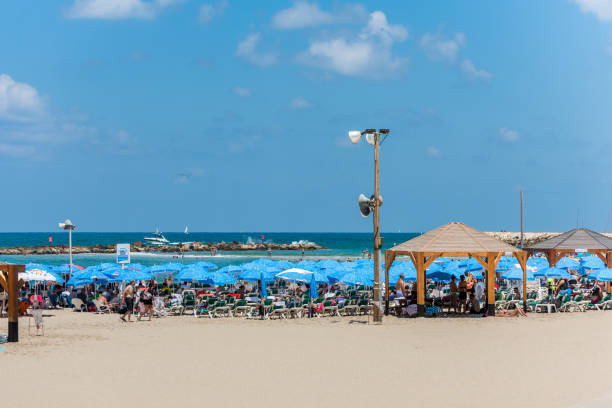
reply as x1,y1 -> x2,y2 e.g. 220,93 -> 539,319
198,1 -> 228,24
570,0 -> 612,21
460,59 -> 492,80
271,1 -> 367,30
427,146 -> 441,158
236,33 -> 277,67
233,86 -> 251,97
0,74 -> 45,122
500,127 -> 520,143
299,11 -> 408,78
65,0 -> 181,20
272,1 -> 333,29
420,32 -> 465,62
289,97 -> 313,109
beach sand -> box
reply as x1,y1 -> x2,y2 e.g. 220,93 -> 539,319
2,311 -> 612,408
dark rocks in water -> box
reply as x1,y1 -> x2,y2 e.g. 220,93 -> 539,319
0,241 -> 326,255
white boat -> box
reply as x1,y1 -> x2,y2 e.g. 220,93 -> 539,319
144,227 -> 170,246
184,226 -> 189,234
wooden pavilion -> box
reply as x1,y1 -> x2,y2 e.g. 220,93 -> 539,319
384,222 -> 527,316
526,228 -> 612,268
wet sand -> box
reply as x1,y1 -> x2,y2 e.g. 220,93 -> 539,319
2,310 -> 612,408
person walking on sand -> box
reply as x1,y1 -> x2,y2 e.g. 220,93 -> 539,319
449,275 -> 458,314
395,274 -> 406,298
138,287 -> 153,321
120,280 -> 135,322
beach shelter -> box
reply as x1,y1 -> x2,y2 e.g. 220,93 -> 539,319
384,222 -> 527,316
526,228 -> 612,270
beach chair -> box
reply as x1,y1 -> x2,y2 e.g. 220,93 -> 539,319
341,299 -> 358,316
71,298 -> 86,312
92,299 -> 111,314
588,294 -> 612,311
232,299 -> 251,317
288,301 -> 303,318
194,303 -> 214,318
358,299 -> 372,315
153,297 -> 168,317
167,294 -> 184,315
268,304 -> 288,319
212,300 -> 232,317
558,295 -> 575,312
322,300 -> 339,317
182,290 -> 196,315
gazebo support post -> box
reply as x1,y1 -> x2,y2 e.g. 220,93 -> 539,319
384,252 -> 395,315
0,264 -> 24,343
486,253 -> 496,316
606,252 -> 611,294
516,252 -> 528,313
416,253 -> 425,316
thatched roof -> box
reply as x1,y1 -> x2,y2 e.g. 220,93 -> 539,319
388,222 -> 521,254
527,228 -> 612,250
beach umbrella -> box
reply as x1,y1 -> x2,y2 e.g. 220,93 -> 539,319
537,267 -> 571,279
198,271 -> 237,285
594,269 -> 612,282
19,269 -> 62,283
260,272 -> 267,297
427,271 -> 453,282
556,257 -> 579,270
309,273 -> 318,298
275,260 -> 294,270
527,257 -> 549,269
460,258 -> 484,272
496,257 -> 517,272
295,260 -> 317,270
193,261 -> 218,270
502,268 -> 535,281
277,268 -> 329,284
317,259 -> 341,270
217,265 -> 244,275
336,267 -> 373,286
239,266 -> 279,281
52,264 -> 84,276
580,256 -> 605,272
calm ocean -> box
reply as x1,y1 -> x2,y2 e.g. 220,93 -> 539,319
0,232 -> 419,268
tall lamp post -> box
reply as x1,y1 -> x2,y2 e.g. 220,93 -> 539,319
58,219 -> 75,278
349,128 -> 389,324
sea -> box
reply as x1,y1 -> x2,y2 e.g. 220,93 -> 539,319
0,232 -> 420,268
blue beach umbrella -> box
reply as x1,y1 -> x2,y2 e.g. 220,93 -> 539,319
527,257 -> 549,269
337,267 -> 373,286
295,260 -> 316,270
538,267 -> 571,279
260,272 -> 267,297
198,271 -> 237,285
594,269 -> 612,282
277,268 -> 329,284
502,268 -> 535,281
556,257 -> 579,270
309,273 -> 318,298
192,261 -> 218,270
217,265 -> 244,275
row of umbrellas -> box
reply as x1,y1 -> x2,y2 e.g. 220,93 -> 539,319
15,253 -> 610,287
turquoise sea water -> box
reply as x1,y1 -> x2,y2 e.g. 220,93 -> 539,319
0,232 -> 419,268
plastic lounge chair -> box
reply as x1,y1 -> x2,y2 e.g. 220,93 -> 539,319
233,299 -> 251,317
268,304 -> 288,319
92,299 -> 111,314
588,294 -> 612,311
71,298 -> 86,312
181,290 -> 196,315
358,299 -> 371,315
212,300 -> 232,317
194,303 -> 214,318
340,299 -> 358,316
322,300 -> 339,317
167,294 -> 184,315
153,296 -> 168,317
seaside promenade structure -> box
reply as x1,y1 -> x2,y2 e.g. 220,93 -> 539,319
384,222 -> 528,316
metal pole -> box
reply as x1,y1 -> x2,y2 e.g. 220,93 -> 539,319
372,133 -> 382,323
520,190 -> 524,249
69,227 -> 73,277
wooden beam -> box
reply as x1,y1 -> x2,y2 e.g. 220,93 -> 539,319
515,252 -> 528,313
0,273 -> 6,292
471,254 -> 488,270
423,253 -> 441,270
384,252 -> 396,316
486,253 -> 496,316
416,252 -> 425,316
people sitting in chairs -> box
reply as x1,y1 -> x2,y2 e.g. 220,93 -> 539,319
467,293 -> 481,315
591,281 -> 603,305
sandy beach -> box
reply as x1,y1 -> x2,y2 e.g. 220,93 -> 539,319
2,311 -> 612,408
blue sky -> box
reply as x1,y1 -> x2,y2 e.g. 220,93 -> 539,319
0,0 -> 611,233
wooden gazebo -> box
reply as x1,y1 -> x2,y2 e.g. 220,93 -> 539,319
384,222 -> 527,316
526,228 -> 612,267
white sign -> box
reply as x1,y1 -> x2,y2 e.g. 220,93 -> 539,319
574,249 -> 588,254
116,243 -> 130,264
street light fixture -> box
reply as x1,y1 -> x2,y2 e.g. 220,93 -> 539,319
348,128 -> 389,323
58,219 -> 75,278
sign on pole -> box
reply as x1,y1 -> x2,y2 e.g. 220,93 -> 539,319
116,243 -> 130,264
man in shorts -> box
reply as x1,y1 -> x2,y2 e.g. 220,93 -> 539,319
121,280 -> 135,322
458,275 -> 468,314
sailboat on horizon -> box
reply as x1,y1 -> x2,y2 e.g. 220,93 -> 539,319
184,225 -> 189,234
